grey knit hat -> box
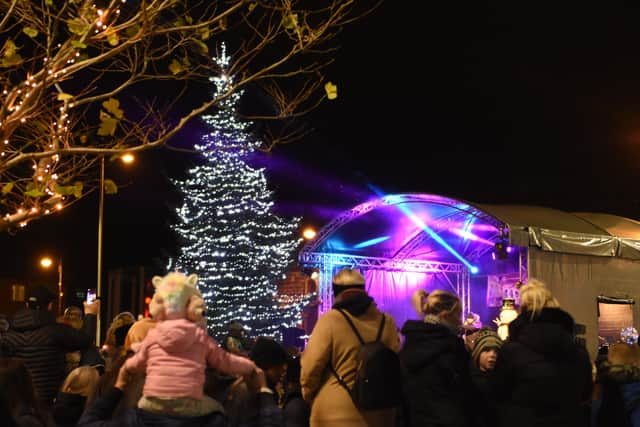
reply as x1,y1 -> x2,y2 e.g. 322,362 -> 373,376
471,329 -> 503,365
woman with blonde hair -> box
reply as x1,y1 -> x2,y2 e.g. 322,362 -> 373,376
493,278 -> 592,427
52,365 -> 101,427
399,289 -> 474,427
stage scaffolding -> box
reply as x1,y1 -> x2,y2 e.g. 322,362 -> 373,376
299,251 -> 472,316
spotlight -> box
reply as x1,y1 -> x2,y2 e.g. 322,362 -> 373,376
494,241 -> 508,260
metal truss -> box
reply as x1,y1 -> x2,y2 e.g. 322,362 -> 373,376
301,193 -> 504,261
300,252 -> 464,274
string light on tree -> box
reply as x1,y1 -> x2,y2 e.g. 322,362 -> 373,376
171,44 -> 311,341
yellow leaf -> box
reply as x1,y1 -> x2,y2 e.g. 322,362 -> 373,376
23,27 -> 38,38
45,0 -> 53,5
103,179 -> 118,195
57,93 -> 73,101
54,184 -> 76,196
282,14 -> 298,30
185,15 -> 193,25
72,182 -> 83,199
107,32 -> 119,46
169,59 -> 183,75
1,182 -> 13,195
98,112 -> 118,136
219,16 -> 228,31
68,18 -> 88,36
324,81 -> 338,100
3,40 -> 17,57
248,2 -> 257,12
0,54 -> 23,67
102,98 -> 123,119
194,39 -> 208,54
25,188 -> 44,198
71,40 -> 87,49
198,27 -> 210,41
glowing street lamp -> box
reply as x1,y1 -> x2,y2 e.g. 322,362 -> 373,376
120,153 -> 135,164
96,153 -> 135,345
302,227 -> 317,240
39,256 -> 63,316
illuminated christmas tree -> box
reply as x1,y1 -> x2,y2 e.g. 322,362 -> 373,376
172,45 -> 305,341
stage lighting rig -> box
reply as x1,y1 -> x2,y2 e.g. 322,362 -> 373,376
494,240 -> 508,260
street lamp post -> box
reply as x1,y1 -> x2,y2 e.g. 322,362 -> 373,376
40,256 -> 63,316
96,157 -> 105,346
96,153 -> 134,346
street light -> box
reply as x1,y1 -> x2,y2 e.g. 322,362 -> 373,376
302,227 -> 317,240
96,153 -> 134,345
39,256 -> 63,316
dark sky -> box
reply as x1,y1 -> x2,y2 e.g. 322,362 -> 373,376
3,2 -> 640,293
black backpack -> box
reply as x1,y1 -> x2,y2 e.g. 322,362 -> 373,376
329,308 -> 403,410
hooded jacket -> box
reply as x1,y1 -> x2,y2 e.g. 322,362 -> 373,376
0,308 -> 95,406
594,362 -> 640,427
400,319 -> 473,427
124,318 -> 254,400
493,307 -> 592,427
300,290 -> 400,427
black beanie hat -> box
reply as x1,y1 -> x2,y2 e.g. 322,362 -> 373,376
249,337 -> 289,370
27,285 -> 56,308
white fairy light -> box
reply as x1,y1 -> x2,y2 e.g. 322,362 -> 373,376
171,44 -> 308,342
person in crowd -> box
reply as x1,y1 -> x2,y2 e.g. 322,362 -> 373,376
86,317 -> 159,419
0,385 -> 18,427
493,279 -> 592,427
101,312 -> 136,372
283,356 -> 310,427
400,289 -> 474,427
223,321 -> 251,356
0,357 -> 48,427
593,342 -> 640,427
124,317 -> 158,354
60,305 -> 85,376
0,285 -> 99,408
123,272 -> 256,418
224,336 -> 288,427
77,362 -> 230,427
468,328 -> 503,427
301,268 -> 401,427
52,365 -> 101,427
0,313 -> 10,335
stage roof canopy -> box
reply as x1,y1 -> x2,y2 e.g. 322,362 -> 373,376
300,194 -> 640,267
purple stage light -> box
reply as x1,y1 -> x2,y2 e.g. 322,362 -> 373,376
449,228 -> 495,246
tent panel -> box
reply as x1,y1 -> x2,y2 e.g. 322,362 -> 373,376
529,248 -> 640,359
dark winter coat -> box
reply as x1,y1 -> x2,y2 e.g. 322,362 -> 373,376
223,379 -> 283,427
283,388 -> 310,427
594,362 -> 640,427
399,320 -> 474,427
1,308 -> 96,406
52,392 -> 87,427
493,307 -> 592,427
469,364 -> 499,427
77,387 -> 229,427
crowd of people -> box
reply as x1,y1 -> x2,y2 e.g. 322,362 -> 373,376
0,270 -> 638,427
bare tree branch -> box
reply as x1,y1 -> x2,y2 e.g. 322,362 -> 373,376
0,0 -> 376,232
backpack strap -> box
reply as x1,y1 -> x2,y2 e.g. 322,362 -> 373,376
335,309 -> 365,345
328,309 -> 387,393
375,313 -> 386,342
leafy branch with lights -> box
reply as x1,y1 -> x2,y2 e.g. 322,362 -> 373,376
0,0 -> 376,232
172,45 -> 311,341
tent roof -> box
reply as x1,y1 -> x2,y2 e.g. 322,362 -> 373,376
301,194 -> 640,265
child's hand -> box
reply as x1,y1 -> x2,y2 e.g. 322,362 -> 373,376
115,365 -> 131,391
244,367 -> 267,392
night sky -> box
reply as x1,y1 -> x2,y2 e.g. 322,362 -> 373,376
3,2 -> 640,295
